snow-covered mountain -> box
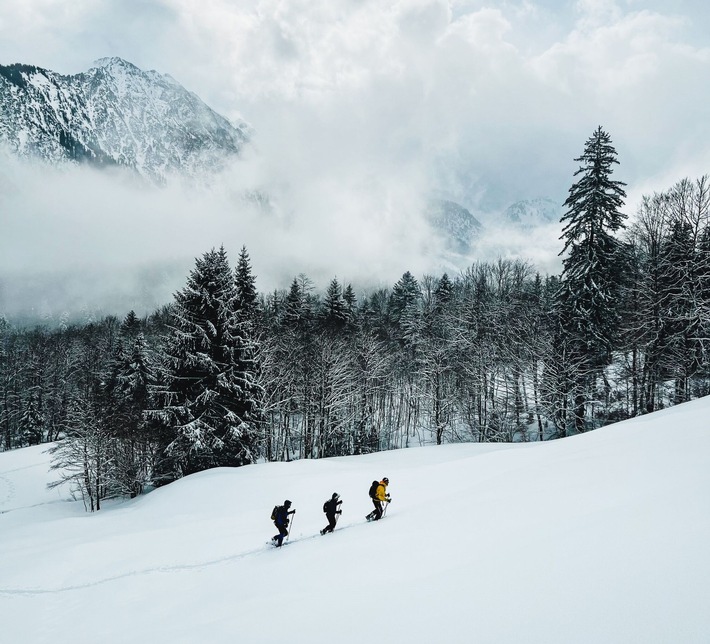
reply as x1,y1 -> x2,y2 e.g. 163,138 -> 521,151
0,57 -> 249,182
426,198 -> 483,254
504,197 -> 562,227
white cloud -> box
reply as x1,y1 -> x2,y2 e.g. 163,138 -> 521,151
1,0 -> 709,316
445,6 -> 513,48
575,0 -> 623,28
532,7 -> 691,93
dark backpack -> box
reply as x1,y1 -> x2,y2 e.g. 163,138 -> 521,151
368,480 -> 379,499
271,505 -> 279,521
323,500 -> 329,513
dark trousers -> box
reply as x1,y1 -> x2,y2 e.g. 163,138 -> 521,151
273,523 -> 288,546
322,513 -> 338,534
367,499 -> 383,520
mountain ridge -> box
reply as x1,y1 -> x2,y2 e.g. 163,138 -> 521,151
0,57 -> 249,182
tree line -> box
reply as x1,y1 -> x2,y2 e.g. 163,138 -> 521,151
1,128 -> 708,509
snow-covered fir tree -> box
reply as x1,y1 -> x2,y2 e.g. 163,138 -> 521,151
321,278 -> 348,332
389,271 -> 422,346
232,246 -> 265,457
421,273 -> 456,444
343,284 -> 357,329
20,391 -> 44,446
234,246 -> 259,326
556,126 -> 627,433
153,247 -> 259,482
120,310 -> 141,337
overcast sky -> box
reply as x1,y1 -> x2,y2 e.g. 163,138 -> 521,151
1,0 -> 709,318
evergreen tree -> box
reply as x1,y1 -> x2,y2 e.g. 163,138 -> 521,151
433,273 -> 454,313
321,278 -> 347,332
343,283 -> 357,328
235,245 -> 259,325
154,247 -> 259,482
283,278 -> 306,330
389,271 -> 422,345
556,126 -> 627,433
422,273 -> 456,444
20,391 -> 44,446
387,271 -> 423,447
120,310 -> 141,337
232,245 -> 265,459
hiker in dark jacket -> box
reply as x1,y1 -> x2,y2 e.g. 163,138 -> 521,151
272,500 -> 295,546
320,493 -> 343,535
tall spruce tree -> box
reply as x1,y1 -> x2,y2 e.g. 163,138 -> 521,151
20,391 -> 44,446
343,284 -> 357,328
232,245 -> 265,456
154,247 -> 258,482
389,271 -> 422,345
423,273 -> 456,444
557,126 -> 627,433
321,278 -> 347,332
235,245 -> 259,326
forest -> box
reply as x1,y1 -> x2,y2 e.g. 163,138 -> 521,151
1,128 -> 709,510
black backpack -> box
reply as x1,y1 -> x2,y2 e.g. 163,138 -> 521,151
271,505 -> 279,521
368,480 -> 379,499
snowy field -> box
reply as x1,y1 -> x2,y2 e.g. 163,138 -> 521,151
1,399 -> 709,644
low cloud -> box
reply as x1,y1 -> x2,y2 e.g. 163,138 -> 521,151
1,0 -> 709,319
0,149 -> 446,320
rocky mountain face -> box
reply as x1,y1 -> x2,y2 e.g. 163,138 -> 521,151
504,197 -> 561,228
424,196 -> 563,265
426,198 -> 483,254
0,57 -> 248,182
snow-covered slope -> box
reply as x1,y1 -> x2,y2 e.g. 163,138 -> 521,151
0,58 -> 248,182
1,399 -> 709,643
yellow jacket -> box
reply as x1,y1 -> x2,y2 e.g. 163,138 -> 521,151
375,481 -> 388,502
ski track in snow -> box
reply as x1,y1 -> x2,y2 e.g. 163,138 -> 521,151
0,498 -> 74,515
0,519 -> 368,596
0,472 -> 16,509
0,462 -> 65,513
0,545 -> 270,596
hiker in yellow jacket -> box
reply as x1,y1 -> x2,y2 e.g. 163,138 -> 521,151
366,477 -> 391,521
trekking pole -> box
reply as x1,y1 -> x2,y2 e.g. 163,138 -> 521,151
382,501 -> 390,518
286,511 -> 296,542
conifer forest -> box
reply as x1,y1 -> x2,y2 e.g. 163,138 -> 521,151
2,129 -> 709,510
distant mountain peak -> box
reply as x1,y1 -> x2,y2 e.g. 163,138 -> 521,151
504,197 -> 561,227
0,58 -> 249,182
91,56 -> 138,70
426,198 -> 483,255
